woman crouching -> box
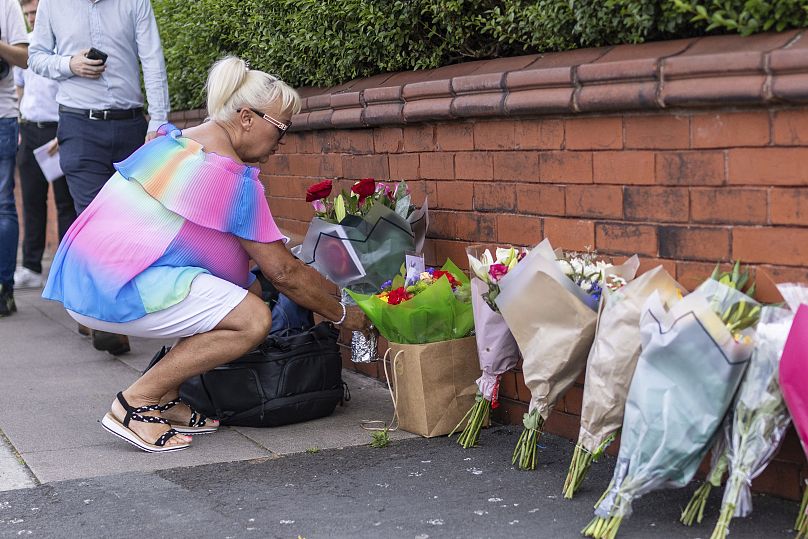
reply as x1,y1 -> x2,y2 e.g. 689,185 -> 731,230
42,56 -> 368,452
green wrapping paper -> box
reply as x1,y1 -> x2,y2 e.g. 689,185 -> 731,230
347,260 -> 473,344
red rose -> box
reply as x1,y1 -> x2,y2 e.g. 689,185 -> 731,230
351,178 -> 376,203
306,179 -> 333,202
387,287 -> 413,305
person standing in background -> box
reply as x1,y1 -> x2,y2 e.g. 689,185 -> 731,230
28,0 -> 170,352
0,0 -> 30,317
13,0 -> 76,291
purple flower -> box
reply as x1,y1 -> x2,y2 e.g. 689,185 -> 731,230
488,263 -> 508,282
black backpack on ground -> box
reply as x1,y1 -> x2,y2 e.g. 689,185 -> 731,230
146,289 -> 349,427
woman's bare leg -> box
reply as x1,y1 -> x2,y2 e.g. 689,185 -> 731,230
159,279 -> 266,427
110,292 -> 272,446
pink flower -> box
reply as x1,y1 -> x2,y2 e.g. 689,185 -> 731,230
311,199 -> 326,213
488,263 -> 509,282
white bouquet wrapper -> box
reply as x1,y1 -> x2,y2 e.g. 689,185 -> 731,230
595,279 -> 756,520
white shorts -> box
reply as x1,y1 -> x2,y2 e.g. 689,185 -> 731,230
68,273 -> 249,340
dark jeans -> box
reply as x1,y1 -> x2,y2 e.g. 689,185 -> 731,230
57,112 -> 147,214
18,122 -> 76,274
0,117 -> 19,287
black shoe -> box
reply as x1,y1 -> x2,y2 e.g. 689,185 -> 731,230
91,330 -> 131,355
0,283 -> 15,317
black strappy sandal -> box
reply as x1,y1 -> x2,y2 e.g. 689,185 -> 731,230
160,398 -> 219,435
101,392 -> 191,453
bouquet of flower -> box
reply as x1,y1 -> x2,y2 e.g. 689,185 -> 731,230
707,304 -> 795,539
777,285 -> 808,539
563,265 -> 682,499
584,272 -> 759,539
450,245 -> 526,448
679,262 -> 760,525
495,239 -> 639,470
679,419 -> 731,526
467,245 -> 527,312
293,178 -> 428,296
346,259 -> 473,345
308,178 -> 411,224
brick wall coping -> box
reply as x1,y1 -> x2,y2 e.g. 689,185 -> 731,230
168,30 -> 807,129
232,29 -> 804,132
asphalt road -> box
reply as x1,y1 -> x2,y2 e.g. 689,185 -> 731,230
0,426 -> 799,539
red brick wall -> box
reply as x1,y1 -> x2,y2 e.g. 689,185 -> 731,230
170,32 -> 808,501
244,109 -> 807,501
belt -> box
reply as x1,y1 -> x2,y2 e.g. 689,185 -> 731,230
58,105 -> 144,121
20,119 -> 58,128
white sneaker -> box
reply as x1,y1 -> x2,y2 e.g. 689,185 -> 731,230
13,267 -> 44,289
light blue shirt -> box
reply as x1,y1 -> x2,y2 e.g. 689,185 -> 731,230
15,34 -> 59,123
28,0 -> 169,133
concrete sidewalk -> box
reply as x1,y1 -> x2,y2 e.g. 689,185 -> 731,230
0,288 -> 414,489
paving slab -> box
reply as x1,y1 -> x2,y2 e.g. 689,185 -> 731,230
0,435 -> 35,492
0,289 -> 414,485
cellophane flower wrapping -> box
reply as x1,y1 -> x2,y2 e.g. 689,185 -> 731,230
564,266 -> 682,496
292,198 -> 428,296
470,277 -> 520,402
346,259 -> 473,345
594,279 -> 757,520
713,305 -> 794,535
777,284 -> 808,533
495,238 -> 639,421
577,266 -> 683,455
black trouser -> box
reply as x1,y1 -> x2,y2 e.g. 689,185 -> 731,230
57,112 -> 147,214
17,122 -> 76,274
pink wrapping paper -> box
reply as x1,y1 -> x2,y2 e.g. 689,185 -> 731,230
780,304 -> 808,458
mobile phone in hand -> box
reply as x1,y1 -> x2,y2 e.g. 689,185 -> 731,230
86,47 -> 108,64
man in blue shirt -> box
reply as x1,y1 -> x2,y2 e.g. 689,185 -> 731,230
28,0 -> 170,351
0,0 -> 31,317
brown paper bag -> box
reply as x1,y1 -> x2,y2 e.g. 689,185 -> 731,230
387,337 -> 481,437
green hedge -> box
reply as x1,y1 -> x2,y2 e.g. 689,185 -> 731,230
153,0 -> 808,111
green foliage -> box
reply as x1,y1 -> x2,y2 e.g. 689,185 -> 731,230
153,0 -> 808,111
672,0 -> 808,35
370,428 -> 390,448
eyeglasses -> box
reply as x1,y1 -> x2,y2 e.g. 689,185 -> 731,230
238,108 -> 290,139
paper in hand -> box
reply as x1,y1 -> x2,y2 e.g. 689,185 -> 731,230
33,140 -> 63,183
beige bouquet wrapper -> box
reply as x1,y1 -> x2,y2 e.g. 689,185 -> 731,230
387,337 -> 481,437
578,266 -> 684,452
495,239 -> 639,420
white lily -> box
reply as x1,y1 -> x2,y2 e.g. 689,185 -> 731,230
496,247 -> 516,267
468,249 -> 494,283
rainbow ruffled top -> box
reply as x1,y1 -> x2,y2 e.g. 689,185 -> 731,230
42,123 -> 285,323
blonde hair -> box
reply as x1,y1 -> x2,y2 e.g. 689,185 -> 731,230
206,56 -> 301,123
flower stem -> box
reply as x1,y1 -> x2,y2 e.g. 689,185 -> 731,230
452,397 -> 491,449
511,410 -> 543,471
680,482 -> 713,526
709,501 -> 735,539
796,486 -> 808,538
582,516 -> 623,539
563,444 -> 594,499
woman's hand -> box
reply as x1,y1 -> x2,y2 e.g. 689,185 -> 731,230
340,304 -> 369,333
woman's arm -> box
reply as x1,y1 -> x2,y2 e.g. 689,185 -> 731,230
239,238 -> 367,332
